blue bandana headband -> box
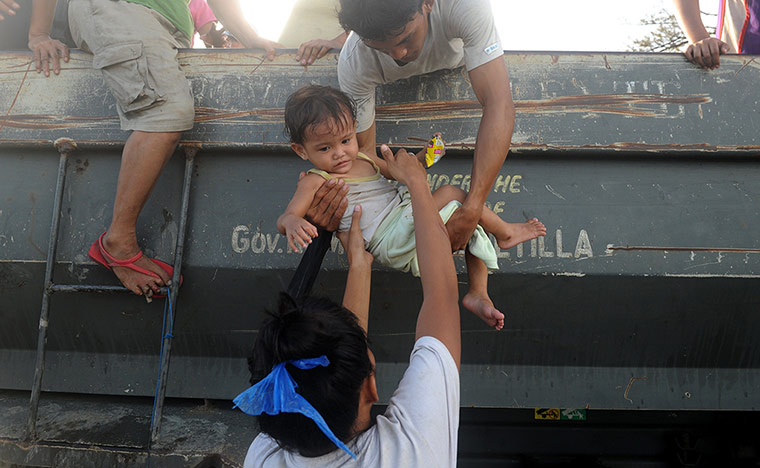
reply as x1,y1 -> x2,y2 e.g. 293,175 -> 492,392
233,355 -> 357,459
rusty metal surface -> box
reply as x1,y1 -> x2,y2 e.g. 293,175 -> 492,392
1,50 -> 759,152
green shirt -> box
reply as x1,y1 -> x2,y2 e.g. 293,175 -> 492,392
125,0 -> 194,41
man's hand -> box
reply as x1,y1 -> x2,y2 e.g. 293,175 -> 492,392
304,177 -> 349,231
381,144 -> 426,187
0,0 -> 20,20
445,204 -> 480,252
684,37 -> 730,69
28,34 -> 70,76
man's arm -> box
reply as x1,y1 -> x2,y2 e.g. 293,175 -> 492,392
206,0 -> 283,59
341,205 -> 372,332
672,0 -> 729,69
382,145 -> 461,369
28,0 -> 69,76
445,57 -> 514,251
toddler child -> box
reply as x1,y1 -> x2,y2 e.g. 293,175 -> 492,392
277,85 -> 546,330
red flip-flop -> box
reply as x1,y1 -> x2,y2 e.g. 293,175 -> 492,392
87,232 -> 182,298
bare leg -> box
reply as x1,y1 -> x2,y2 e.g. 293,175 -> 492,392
432,185 -> 546,250
101,131 -> 179,296
479,210 -> 546,250
462,251 -> 504,330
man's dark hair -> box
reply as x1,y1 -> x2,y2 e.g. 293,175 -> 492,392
248,293 -> 372,457
339,0 -> 424,42
284,85 -> 356,145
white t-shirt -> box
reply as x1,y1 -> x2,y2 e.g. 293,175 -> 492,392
243,336 -> 460,468
338,0 -> 503,132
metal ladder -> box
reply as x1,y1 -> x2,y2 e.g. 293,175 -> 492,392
24,138 -> 198,445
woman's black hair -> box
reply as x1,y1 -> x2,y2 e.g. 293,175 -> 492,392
338,0 -> 424,42
284,85 -> 357,145
248,293 -> 372,457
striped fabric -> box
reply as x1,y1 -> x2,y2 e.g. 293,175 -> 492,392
717,0 -> 760,53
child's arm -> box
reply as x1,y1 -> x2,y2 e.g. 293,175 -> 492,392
277,175 -> 324,253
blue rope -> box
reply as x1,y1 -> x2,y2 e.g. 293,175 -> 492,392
146,289 -> 175,468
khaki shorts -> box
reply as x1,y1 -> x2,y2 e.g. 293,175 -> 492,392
68,0 -> 194,132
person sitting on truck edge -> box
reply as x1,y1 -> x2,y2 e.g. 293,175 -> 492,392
278,85 -> 547,329
236,142 -> 464,467
673,0 -> 760,69
26,0 -> 282,299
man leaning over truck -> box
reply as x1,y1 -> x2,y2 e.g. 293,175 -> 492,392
335,0 -> 545,251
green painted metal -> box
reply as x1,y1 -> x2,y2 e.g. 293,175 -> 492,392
0,50 -> 759,418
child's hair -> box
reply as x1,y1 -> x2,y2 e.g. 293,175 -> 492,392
248,293 -> 372,457
284,85 -> 357,145
339,0 -> 424,42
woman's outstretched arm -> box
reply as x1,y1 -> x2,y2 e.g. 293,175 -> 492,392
341,205 -> 373,332
382,145 -> 461,369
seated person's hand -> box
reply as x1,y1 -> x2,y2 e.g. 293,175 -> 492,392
199,22 -> 229,48
381,144 -> 426,187
296,32 -> 348,68
303,174 -> 349,231
0,0 -> 20,20
297,38 -> 340,66
242,36 -> 284,61
28,34 -> 70,77
338,205 -> 373,268
684,37 -> 729,69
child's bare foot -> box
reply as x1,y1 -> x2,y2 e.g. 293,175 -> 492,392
462,291 -> 504,330
495,218 -> 547,250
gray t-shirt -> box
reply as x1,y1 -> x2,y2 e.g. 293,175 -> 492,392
243,336 -> 460,468
338,0 -> 503,132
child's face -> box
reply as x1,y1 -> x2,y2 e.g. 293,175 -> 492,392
292,116 -> 359,175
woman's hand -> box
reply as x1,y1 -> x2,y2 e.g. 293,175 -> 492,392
341,205 -> 372,331
381,144 -> 426,187
339,205 -> 373,268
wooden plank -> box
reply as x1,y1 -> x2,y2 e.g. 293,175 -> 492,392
1,50 -> 758,152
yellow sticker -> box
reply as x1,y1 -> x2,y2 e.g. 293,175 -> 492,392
534,408 -> 561,420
